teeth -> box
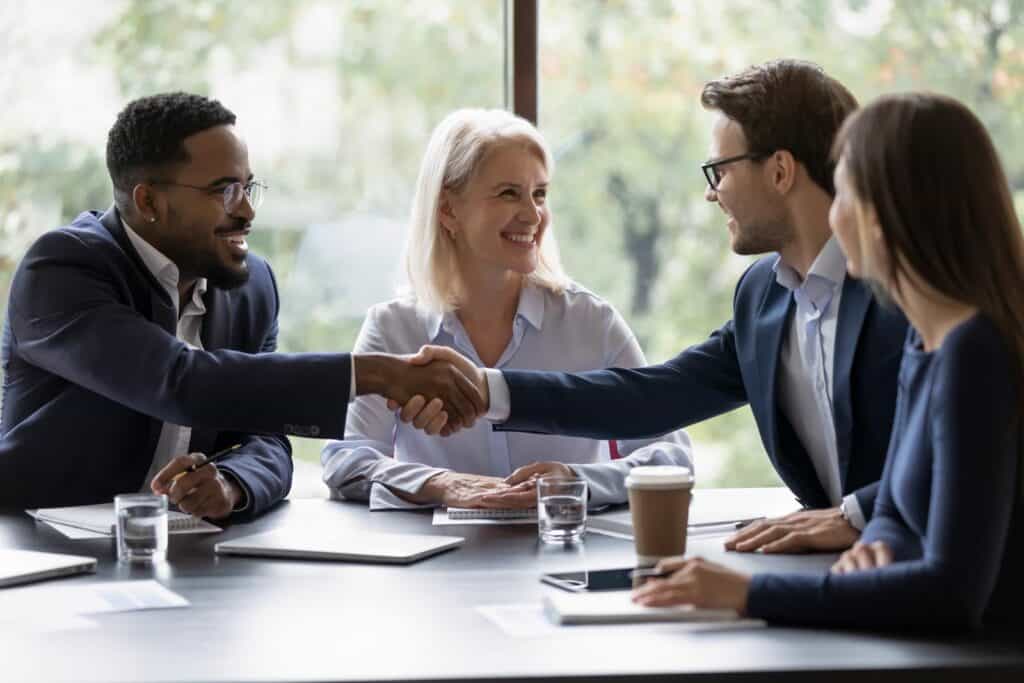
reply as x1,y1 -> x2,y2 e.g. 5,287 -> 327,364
504,233 -> 534,243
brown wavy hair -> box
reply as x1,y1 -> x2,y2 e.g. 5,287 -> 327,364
833,92 -> 1024,387
701,59 -> 857,196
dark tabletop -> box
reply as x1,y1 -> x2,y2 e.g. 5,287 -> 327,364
1,495 -> 1022,683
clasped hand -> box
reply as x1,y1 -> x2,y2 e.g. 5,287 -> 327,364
381,345 -> 490,436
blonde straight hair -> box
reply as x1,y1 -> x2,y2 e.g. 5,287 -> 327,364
404,108 -> 570,312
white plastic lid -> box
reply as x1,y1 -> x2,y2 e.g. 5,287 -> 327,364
625,465 -> 694,489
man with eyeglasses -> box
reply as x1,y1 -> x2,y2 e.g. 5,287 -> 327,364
0,92 -> 484,518
404,60 -> 908,556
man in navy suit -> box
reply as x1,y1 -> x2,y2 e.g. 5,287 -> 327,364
406,60 -> 907,554
0,93 -> 483,519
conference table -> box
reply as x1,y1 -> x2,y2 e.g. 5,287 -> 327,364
1,490 -> 1022,683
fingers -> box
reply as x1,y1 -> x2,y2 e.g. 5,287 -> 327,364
424,410 -> 448,436
723,517 -> 774,549
478,482 -> 537,509
871,541 -> 893,567
759,531 -> 815,554
412,398 -> 445,430
398,395 -> 427,423
409,345 -> 463,367
654,555 -> 690,574
831,542 -> 890,574
726,523 -> 794,553
166,462 -> 218,507
151,452 -> 205,494
450,366 -> 486,426
505,462 -> 545,485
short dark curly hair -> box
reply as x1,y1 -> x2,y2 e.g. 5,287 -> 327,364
701,59 -> 857,196
106,91 -> 236,202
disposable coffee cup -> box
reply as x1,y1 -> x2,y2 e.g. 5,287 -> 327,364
625,466 -> 694,567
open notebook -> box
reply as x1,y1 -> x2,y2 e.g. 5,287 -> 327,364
28,503 -> 221,535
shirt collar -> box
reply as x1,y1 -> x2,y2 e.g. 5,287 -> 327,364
773,235 -> 847,293
122,218 -> 208,310
423,281 -> 546,342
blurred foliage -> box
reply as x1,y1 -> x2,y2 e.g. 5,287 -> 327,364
3,0 -> 1023,486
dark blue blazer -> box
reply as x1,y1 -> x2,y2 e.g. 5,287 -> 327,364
499,256 -> 908,516
0,208 -> 352,518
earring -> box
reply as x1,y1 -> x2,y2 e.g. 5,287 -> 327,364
149,217 -> 156,223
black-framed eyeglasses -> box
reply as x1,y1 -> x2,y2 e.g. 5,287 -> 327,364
701,152 -> 771,190
150,179 -> 268,211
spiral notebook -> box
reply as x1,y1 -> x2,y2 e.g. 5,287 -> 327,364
28,503 -> 221,536
433,507 -> 538,526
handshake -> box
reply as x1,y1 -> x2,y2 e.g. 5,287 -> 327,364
354,345 -> 490,436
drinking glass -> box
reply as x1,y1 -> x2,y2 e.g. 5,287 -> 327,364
536,476 -> 587,543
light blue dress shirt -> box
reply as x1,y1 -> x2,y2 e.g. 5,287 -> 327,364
321,282 -> 694,509
774,236 -> 865,527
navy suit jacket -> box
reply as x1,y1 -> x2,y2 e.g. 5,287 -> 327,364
499,256 -> 908,517
0,208 -> 352,518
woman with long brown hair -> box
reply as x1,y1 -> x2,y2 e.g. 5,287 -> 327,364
632,92 -> 1024,629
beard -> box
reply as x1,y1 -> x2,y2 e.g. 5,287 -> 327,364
730,215 -> 794,256
204,256 -> 250,290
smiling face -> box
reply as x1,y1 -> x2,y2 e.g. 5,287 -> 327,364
441,142 -> 550,281
147,124 -> 253,289
704,112 -> 791,255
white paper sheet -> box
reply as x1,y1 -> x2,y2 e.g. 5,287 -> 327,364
0,579 -> 189,623
33,516 -> 221,540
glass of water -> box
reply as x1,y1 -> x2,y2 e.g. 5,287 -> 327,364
537,476 -> 587,543
114,494 -> 169,563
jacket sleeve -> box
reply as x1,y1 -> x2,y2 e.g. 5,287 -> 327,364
7,229 -> 352,441
497,317 -> 747,440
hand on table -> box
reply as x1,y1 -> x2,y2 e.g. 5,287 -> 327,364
469,461 -> 577,509
724,506 -> 860,554
408,471 -> 516,508
831,540 -> 893,574
151,452 -> 242,520
631,556 -> 751,612
385,345 -> 490,436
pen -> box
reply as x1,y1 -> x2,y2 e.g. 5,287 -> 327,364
169,444 -> 241,484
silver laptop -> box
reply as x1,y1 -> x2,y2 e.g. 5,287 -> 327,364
0,549 -> 97,588
215,530 -> 464,564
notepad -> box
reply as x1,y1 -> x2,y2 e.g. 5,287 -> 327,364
28,503 -> 221,536
542,590 -> 759,626
446,507 -> 537,520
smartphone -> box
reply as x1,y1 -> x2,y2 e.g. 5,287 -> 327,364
540,567 -> 637,593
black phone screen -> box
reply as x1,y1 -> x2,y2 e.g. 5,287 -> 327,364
540,567 -> 635,592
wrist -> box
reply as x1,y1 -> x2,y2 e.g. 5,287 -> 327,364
353,353 -> 401,397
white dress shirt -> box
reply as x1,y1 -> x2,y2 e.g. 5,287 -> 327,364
773,236 -> 864,528
122,220 -> 208,491
321,282 -> 694,509
486,237 -> 866,528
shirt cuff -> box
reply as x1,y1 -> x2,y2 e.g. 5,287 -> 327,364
483,368 -> 511,422
841,493 -> 866,531
349,355 -> 356,402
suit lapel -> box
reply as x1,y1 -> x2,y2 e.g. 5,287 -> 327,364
756,280 -> 793,460
832,277 -> 872,489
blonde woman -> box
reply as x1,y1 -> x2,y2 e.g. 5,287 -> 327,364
321,109 -> 693,509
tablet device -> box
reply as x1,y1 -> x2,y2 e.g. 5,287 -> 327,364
0,549 -> 97,589
214,530 -> 464,564
541,567 -> 638,593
